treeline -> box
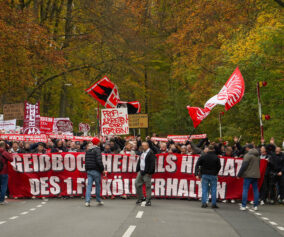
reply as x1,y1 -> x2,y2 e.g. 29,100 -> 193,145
0,0 -> 283,143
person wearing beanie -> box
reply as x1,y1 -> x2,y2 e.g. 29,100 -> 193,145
84,137 -> 104,207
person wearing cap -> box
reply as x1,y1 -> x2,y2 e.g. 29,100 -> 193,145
85,137 -> 104,207
237,144 -> 260,211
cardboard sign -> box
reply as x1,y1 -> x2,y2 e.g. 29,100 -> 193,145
128,114 -> 148,128
3,103 -> 24,120
101,108 -> 129,136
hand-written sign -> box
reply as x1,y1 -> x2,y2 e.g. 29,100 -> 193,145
101,108 -> 129,136
128,114 -> 148,128
3,103 -> 24,120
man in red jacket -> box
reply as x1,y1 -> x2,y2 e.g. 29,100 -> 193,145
0,141 -> 13,204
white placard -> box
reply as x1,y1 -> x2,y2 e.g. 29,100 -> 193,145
101,108 -> 129,136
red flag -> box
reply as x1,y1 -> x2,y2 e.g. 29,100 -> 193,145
187,106 -> 211,128
117,101 -> 141,114
187,67 -> 245,128
85,76 -> 120,108
204,67 -> 245,111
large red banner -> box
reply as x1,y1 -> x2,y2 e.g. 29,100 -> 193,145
8,153 -> 267,199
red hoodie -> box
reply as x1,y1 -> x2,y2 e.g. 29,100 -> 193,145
0,148 -> 13,175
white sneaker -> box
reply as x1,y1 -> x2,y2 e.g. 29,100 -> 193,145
250,201 -> 254,205
253,206 -> 258,211
240,206 -> 247,211
260,200 -> 265,205
0,201 -> 8,205
222,200 -> 228,203
85,202 -> 90,207
231,199 -> 236,204
97,201 -> 104,205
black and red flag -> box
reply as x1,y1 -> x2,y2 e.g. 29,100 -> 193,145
117,101 -> 141,114
85,76 -> 120,108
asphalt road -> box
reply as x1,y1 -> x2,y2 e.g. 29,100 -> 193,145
0,198 -> 283,237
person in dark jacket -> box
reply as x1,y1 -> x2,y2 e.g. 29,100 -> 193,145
237,144 -> 260,211
0,141 -> 13,204
135,142 -> 156,206
195,145 -> 221,208
85,137 -> 104,207
272,147 -> 284,203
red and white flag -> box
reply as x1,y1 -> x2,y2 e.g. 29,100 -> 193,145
85,76 -> 120,108
187,67 -> 245,128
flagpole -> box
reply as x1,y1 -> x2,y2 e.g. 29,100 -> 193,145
257,82 -> 264,140
188,127 -> 196,139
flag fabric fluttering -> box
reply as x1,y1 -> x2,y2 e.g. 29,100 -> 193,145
117,101 -> 141,114
85,76 -> 120,108
187,67 -> 245,128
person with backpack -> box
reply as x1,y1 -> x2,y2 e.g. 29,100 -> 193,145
84,137 -> 105,207
0,141 -> 13,205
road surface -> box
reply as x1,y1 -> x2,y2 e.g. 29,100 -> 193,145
0,198 -> 283,237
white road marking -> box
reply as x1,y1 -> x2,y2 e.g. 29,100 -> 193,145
20,211 -> 29,215
136,211 -> 144,219
277,226 -> 284,231
0,221 -> 7,225
41,202 -> 46,204
37,205 -> 42,208
255,212 -> 261,216
261,217 -> 269,220
30,208 -> 36,211
122,225 -> 136,237
249,209 -> 254,212
141,201 -> 146,207
269,221 -> 277,226
9,216 -> 18,220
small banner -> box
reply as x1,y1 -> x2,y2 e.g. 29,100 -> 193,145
40,117 -> 54,134
0,119 -> 16,131
23,102 -> 40,134
53,118 -> 73,134
79,123 -> 90,133
101,108 -> 129,136
8,153 -> 267,200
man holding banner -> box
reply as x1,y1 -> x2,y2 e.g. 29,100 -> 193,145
135,142 -> 156,206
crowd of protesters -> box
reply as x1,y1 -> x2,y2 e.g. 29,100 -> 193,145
0,133 -> 283,205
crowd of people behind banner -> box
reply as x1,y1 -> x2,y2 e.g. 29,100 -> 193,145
0,133 -> 283,207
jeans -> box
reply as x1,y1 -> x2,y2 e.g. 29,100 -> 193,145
135,172 -> 152,201
85,170 -> 101,203
201,174 -> 217,205
242,178 -> 259,207
0,174 -> 9,202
